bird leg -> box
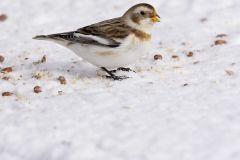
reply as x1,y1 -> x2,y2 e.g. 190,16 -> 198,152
101,67 -> 129,81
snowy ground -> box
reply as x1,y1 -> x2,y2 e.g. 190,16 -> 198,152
1,0 -> 240,159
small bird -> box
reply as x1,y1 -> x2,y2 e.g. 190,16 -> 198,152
33,3 -> 160,80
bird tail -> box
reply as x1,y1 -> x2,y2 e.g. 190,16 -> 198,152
32,35 -> 50,40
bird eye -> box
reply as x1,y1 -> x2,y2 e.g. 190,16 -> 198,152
140,11 -> 145,16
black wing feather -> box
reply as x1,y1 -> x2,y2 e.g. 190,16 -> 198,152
46,31 -> 120,48
34,17 -> 130,48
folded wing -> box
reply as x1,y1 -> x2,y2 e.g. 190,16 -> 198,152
33,17 -> 131,48
33,31 -> 120,48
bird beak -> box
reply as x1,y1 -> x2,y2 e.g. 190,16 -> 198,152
151,14 -> 160,23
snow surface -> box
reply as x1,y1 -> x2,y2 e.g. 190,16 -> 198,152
1,0 -> 240,159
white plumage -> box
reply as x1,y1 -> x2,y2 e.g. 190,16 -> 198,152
50,33 -> 151,69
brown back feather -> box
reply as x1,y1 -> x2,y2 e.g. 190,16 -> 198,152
77,17 -> 151,41
77,18 -> 131,39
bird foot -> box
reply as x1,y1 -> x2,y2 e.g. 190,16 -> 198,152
117,67 -> 136,72
105,75 -> 129,81
101,67 -> 130,81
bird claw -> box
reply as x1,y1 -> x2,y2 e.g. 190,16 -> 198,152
117,67 -> 136,72
101,67 -> 130,81
105,75 -> 129,81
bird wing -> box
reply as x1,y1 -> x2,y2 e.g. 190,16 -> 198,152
77,17 -> 131,40
45,31 -> 121,48
36,18 -> 131,48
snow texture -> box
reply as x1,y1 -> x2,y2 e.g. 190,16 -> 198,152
0,0 -> 240,160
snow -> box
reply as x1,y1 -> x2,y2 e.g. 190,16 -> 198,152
1,0 -> 240,159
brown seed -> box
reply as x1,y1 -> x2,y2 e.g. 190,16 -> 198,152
33,86 -> 42,93
154,54 -> 163,60
2,92 -> 13,97
58,76 -> 67,85
0,14 -> 7,22
186,51 -> 194,57
1,67 -> 13,73
215,40 -> 227,45
216,34 -> 227,38
172,55 -> 180,60
0,55 -> 4,63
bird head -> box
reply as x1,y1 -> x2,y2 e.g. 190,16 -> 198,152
123,3 -> 160,33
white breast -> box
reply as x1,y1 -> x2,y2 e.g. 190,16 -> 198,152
64,34 -> 151,69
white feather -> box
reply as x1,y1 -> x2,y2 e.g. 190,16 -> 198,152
60,34 -> 151,69
73,33 -> 111,45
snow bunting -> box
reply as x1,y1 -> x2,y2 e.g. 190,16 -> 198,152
33,3 -> 160,80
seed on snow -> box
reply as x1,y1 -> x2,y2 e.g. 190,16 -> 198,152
186,51 -> 194,57
154,54 -> 163,60
58,76 -> 67,85
1,67 -> 13,73
0,55 -> 5,63
215,40 -> 227,45
2,92 -> 13,97
33,86 -> 42,93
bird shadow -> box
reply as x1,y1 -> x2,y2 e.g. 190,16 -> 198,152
17,60 -> 100,79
